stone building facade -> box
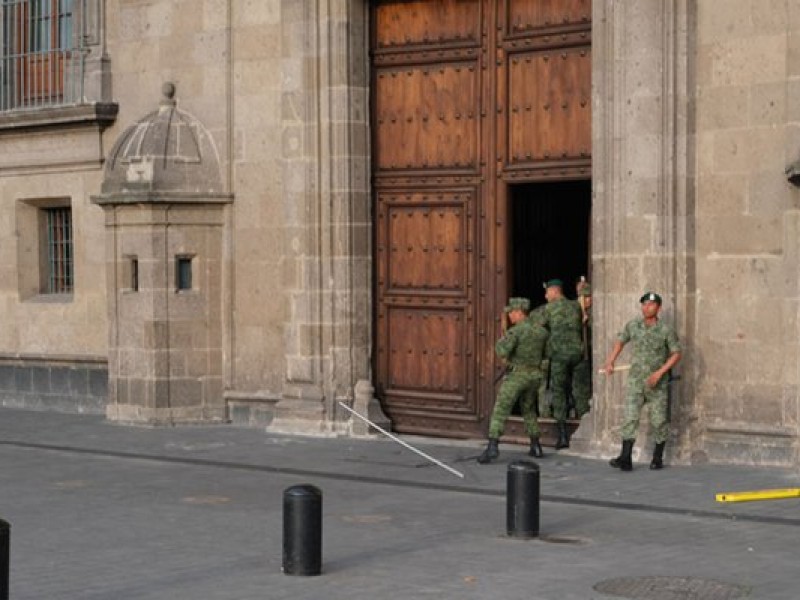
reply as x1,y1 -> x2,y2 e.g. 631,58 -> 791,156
0,0 -> 798,466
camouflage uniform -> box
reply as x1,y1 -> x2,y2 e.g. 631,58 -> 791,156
571,297 -> 592,418
618,318 -> 682,442
541,297 -> 584,423
529,305 -> 552,418
488,315 -> 549,438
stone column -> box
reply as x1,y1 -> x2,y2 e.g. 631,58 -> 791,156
269,0 -> 373,434
573,0 -> 696,461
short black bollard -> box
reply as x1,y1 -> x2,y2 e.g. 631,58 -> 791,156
282,485 -> 322,576
506,460 -> 539,538
0,519 -> 9,600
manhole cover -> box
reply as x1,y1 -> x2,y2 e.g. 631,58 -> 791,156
593,576 -> 748,600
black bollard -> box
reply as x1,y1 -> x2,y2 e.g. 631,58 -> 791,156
0,519 -> 8,600
506,460 -> 539,538
282,485 -> 322,576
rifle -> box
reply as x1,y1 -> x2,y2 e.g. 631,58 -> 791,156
493,364 -> 510,385
578,294 -> 589,361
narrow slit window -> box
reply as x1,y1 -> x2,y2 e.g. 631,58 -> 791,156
130,257 -> 138,291
176,256 -> 192,291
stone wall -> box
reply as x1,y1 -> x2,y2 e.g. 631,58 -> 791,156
693,0 -> 800,464
583,0 -> 800,467
0,356 -> 107,414
0,169 -> 109,368
104,0 -> 372,428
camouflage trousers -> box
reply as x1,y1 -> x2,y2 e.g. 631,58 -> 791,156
488,369 -> 542,439
549,351 -> 583,423
621,378 -> 669,443
571,356 -> 592,418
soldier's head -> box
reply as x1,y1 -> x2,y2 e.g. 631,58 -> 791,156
543,279 -> 564,303
504,297 -> 530,324
577,278 -> 592,308
639,291 -> 662,318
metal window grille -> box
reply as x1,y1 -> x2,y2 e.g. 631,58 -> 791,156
45,206 -> 72,294
1,0 -> 84,111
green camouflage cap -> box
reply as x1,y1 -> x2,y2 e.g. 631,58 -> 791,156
504,297 -> 530,313
578,283 -> 592,296
639,291 -> 662,305
542,278 -> 563,289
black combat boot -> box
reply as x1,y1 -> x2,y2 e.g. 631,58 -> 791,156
609,439 -> 634,472
650,442 -> 666,470
555,422 -> 570,449
529,437 -> 544,458
477,438 -> 500,464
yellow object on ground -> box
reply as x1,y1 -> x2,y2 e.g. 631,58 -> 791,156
715,488 -> 800,503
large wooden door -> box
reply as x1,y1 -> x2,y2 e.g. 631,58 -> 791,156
372,0 -> 591,438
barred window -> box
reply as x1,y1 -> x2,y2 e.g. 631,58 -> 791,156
44,206 -> 72,294
1,0 -> 80,110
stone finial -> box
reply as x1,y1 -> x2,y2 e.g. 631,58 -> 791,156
161,82 -> 177,107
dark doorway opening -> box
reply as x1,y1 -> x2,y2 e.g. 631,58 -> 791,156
509,180 -> 591,307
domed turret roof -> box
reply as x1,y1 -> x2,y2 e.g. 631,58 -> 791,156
101,83 -> 224,196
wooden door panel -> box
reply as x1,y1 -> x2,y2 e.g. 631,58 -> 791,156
375,63 -> 479,171
386,204 -> 465,293
374,0 -> 480,48
376,189 -> 473,297
506,0 -> 591,32
375,187 -> 475,421
385,307 -> 465,396
507,47 -> 591,165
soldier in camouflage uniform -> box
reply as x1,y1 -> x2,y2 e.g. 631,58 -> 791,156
540,279 -> 584,449
571,280 -> 592,418
529,304 -> 552,419
602,292 -> 682,471
477,297 -> 549,464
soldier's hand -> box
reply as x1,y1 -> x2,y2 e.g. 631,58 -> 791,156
601,362 -> 614,375
646,372 -> 662,388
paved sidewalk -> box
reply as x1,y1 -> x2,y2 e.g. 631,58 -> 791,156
0,407 -> 798,599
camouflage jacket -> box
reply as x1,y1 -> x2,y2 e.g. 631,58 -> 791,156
496,318 -> 549,370
618,317 -> 681,379
540,297 -> 583,358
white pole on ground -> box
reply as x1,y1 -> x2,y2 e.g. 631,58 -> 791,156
338,402 -> 465,479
